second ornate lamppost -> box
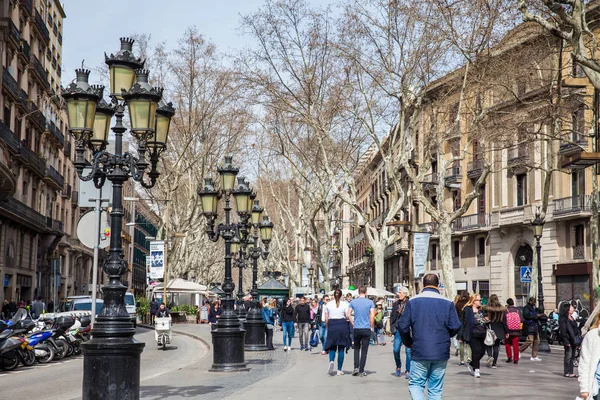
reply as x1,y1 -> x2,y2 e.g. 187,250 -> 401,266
62,37 -> 174,399
198,157 -> 274,371
532,209 -> 550,353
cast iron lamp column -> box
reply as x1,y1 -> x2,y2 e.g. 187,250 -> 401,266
245,209 -> 273,351
532,209 -> 550,353
230,235 -> 248,321
198,159 -> 254,371
62,38 -> 174,400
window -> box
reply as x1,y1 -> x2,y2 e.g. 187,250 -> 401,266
514,244 -> 533,306
430,244 -> 437,270
572,107 -> 585,140
453,240 -> 460,269
516,174 -> 527,206
477,237 -> 485,267
452,190 -> 461,211
3,103 -> 11,127
572,54 -> 585,78
574,224 -> 585,260
472,281 -> 490,301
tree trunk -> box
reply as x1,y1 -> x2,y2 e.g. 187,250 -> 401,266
373,242 -> 385,289
438,221 -> 456,299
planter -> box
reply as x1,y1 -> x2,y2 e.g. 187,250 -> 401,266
186,315 -> 198,324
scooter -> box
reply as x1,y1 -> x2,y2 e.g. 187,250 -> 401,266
155,317 -> 172,350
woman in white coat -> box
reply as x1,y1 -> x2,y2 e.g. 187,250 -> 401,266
579,311 -> 600,399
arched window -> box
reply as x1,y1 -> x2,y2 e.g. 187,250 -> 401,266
5,240 -> 15,268
514,244 -> 533,306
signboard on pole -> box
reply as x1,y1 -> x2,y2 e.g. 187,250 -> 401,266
146,256 -> 151,278
520,266 -> 532,283
413,232 -> 430,278
149,241 -> 165,279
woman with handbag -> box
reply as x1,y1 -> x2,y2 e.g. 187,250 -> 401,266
262,299 -> 276,350
374,302 -> 386,346
559,301 -> 580,378
458,293 -> 488,378
484,294 -> 506,369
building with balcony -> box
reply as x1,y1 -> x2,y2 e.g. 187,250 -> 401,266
132,200 -> 160,297
0,0 -> 90,305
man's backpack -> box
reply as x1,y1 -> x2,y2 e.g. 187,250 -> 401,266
506,308 -> 521,331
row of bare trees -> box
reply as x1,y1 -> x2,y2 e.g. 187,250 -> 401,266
108,0 -> 600,300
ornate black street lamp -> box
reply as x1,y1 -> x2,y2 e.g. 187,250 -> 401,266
198,158 -> 270,371
230,234 -> 247,320
62,38 -> 174,400
531,209 -> 550,353
245,210 -> 273,350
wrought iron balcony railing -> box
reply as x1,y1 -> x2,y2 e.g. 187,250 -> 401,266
34,11 -> 50,44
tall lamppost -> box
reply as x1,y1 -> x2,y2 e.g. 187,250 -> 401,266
245,202 -> 273,351
62,38 -> 174,399
531,209 -> 550,353
197,158 -> 262,371
362,251 -> 373,286
230,234 -> 248,321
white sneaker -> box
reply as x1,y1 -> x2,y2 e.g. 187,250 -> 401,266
474,369 -> 481,378
337,370 -> 344,376
532,357 -> 542,361
328,361 -> 335,376
467,363 -> 474,376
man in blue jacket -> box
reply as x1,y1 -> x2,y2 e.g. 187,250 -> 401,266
398,274 -> 461,400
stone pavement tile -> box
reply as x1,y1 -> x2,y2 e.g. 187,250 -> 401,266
225,339 -> 581,400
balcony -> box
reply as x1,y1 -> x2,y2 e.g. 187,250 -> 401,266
52,220 -> 63,233
0,196 -> 46,231
47,121 -> 64,147
422,172 -> 439,189
19,0 -> 33,17
2,67 -> 20,101
0,120 -> 19,154
348,231 -> 365,248
452,213 -> 490,232
18,145 -> 46,177
33,11 -> 50,45
552,194 -> 591,220
58,32 -> 62,45
496,205 -> 533,227
507,145 -> 529,167
6,19 -> 20,50
445,166 -> 462,187
44,165 -> 64,190
418,221 -> 439,233
372,211 -> 388,228
477,253 -> 485,266
573,245 -> 585,260
30,55 -> 49,90
71,191 -> 79,206
64,142 -> 72,159
453,256 -> 459,269
467,158 -> 484,180
27,102 -> 47,132
559,133 -> 588,156
17,90 -> 28,112
62,184 -> 71,199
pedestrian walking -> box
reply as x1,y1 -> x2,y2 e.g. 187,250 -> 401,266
483,294 -> 506,368
150,299 -> 158,325
281,298 -> 295,351
374,302 -> 386,346
310,299 -> 318,323
7,298 -> 17,318
504,298 -> 522,364
454,291 -> 471,366
458,293 -> 488,378
1,300 -> 8,319
519,296 -> 543,361
324,288 -> 351,376
295,297 -> 311,351
31,296 -> 45,319
317,295 -> 329,355
262,299 -> 276,350
578,302 -> 600,400
398,273 -> 461,400
559,301 -> 580,378
347,285 -> 375,377
391,287 -> 411,378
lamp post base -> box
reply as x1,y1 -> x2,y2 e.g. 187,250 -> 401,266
538,332 -> 551,353
244,307 -> 267,351
210,312 -> 249,372
81,329 -> 144,399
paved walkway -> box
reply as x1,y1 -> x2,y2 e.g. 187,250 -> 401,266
145,323 -> 581,399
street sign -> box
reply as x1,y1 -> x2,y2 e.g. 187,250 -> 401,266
520,266 -> 532,283
77,210 -> 111,249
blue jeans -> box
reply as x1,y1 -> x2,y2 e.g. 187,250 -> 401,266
408,360 -> 447,400
328,345 -> 345,370
319,322 -> 327,351
282,321 -> 294,347
393,331 -> 412,371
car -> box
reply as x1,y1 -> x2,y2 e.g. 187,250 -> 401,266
125,292 -> 137,328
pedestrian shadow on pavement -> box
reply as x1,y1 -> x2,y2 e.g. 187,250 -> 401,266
141,385 -> 223,399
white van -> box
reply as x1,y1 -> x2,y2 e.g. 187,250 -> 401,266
125,292 -> 137,328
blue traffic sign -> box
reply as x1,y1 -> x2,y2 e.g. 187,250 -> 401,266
520,266 -> 532,283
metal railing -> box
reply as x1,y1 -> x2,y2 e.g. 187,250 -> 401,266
18,90 -> 28,111
31,55 -> 49,89
507,145 -> 529,166
48,121 -> 64,146
452,256 -> 459,269
19,0 -> 33,16
19,39 -> 30,61
19,145 -> 46,176
559,133 -> 588,154
0,197 -> 45,229
34,11 -> 50,44
71,191 -> 79,205
553,195 -> 591,216
477,253 -> 485,266
2,67 -> 20,100
467,158 -> 484,176
418,221 -> 439,233
8,19 -> 20,47
27,102 -> 47,131
0,120 -> 19,153
452,213 -> 490,231
573,245 -> 585,260
423,172 -> 439,184
46,165 -> 64,188
62,184 -> 71,199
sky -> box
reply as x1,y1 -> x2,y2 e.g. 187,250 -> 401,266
61,0 -> 336,84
